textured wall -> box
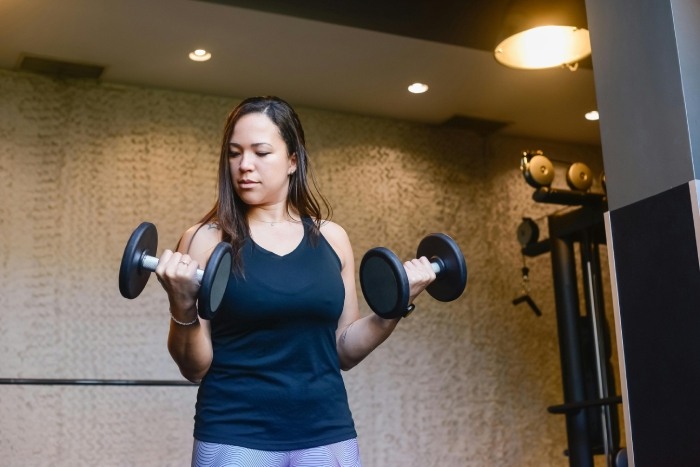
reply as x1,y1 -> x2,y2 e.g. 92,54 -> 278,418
0,69 -> 621,466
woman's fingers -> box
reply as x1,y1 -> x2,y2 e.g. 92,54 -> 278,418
155,250 -> 200,309
404,256 -> 436,302
156,251 -> 198,278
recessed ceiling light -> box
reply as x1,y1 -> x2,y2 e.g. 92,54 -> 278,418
408,82 -> 429,94
585,110 -> 599,121
189,49 -> 211,62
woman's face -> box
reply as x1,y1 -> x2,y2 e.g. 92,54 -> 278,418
228,112 -> 297,207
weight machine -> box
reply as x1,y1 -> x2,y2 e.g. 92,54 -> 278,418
514,151 -> 626,467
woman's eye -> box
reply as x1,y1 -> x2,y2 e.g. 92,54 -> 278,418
228,150 -> 240,158
256,152 -> 270,157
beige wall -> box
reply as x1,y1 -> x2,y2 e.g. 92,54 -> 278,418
0,69 -> 620,466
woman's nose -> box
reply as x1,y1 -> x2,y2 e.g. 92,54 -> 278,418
238,152 -> 255,171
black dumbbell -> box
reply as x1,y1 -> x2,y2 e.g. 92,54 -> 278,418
118,222 -> 232,320
359,233 -> 467,319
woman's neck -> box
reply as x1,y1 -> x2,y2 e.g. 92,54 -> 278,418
246,206 -> 298,225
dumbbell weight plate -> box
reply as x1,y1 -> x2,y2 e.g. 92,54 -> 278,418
119,222 -> 158,299
359,247 -> 410,320
416,233 -> 467,302
566,162 -> 593,191
522,154 -> 555,188
198,242 -> 233,320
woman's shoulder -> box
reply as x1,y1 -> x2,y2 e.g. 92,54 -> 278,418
318,219 -> 352,266
179,222 -> 224,258
318,219 -> 348,241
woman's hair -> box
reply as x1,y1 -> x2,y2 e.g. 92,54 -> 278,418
198,96 -> 332,268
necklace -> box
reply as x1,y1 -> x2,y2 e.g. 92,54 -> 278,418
249,217 -> 289,227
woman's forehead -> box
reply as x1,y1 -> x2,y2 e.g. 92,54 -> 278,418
230,113 -> 282,144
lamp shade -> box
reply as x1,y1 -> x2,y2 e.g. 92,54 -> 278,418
494,0 -> 591,70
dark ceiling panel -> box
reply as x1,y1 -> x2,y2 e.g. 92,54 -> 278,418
196,0 -> 511,51
18,55 -> 105,79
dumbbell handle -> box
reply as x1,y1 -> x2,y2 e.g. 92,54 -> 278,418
141,254 -> 204,282
429,257 -> 445,275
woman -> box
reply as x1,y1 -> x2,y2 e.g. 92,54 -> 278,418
155,96 -> 436,467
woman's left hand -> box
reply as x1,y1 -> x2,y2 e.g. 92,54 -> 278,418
404,257 -> 437,304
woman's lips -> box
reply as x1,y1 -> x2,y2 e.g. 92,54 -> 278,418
238,179 -> 258,187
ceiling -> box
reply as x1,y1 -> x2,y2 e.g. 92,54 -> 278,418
0,0 -> 600,145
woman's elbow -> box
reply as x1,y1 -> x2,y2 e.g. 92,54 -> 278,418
167,346 -> 211,383
175,358 -> 210,383
338,353 -> 364,372
180,368 -> 206,384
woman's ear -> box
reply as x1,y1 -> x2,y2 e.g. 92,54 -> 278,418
288,153 -> 298,175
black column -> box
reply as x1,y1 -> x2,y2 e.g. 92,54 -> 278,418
585,0 -> 700,465
550,234 -> 594,467
608,184 -> 700,466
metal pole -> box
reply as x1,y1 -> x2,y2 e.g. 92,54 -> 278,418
550,235 -> 594,467
0,378 -> 197,386
580,230 -> 615,467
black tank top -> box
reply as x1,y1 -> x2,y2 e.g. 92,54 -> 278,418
193,218 -> 357,450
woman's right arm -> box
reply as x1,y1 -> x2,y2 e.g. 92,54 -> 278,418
156,223 -> 222,383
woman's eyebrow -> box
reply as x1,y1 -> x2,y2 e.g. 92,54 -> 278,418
228,142 -> 272,148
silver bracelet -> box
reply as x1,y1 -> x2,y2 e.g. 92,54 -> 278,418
403,303 -> 416,318
170,311 -> 199,326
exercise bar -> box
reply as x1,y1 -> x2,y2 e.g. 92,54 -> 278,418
0,378 -> 197,387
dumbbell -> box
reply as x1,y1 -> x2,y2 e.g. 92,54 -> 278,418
118,222 -> 233,320
359,233 -> 467,319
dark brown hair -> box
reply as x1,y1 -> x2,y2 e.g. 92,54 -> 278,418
198,96 -> 332,269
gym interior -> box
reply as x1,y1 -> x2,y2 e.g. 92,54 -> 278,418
1,1 -> 698,466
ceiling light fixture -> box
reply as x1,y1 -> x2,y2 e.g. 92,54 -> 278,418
494,0 -> 591,70
585,110 -> 599,121
408,82 -> 429,94
189,49 -> 212,62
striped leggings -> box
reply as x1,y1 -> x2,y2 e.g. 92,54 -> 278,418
191,438 -> 362,467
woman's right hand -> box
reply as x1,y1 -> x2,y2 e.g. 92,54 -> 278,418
155,249 -> 201,315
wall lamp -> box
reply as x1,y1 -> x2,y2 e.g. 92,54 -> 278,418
494,0 -> 591,70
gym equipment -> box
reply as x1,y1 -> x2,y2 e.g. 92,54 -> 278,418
566,162 -> 594,191
516,217 -> 539,247
0,378 -> 196,386
119,222 -> 233,320
519,208 -> 621,467
521,152 -> 606,208
517,151 -> 619,467
615,448 -> 627,467
601,171 -> 607,193
521,150 -> 555,188
512,262 -> 543,317
359,233 -> 467,319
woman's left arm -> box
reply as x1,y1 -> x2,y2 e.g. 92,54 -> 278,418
322,222 -> 435,371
